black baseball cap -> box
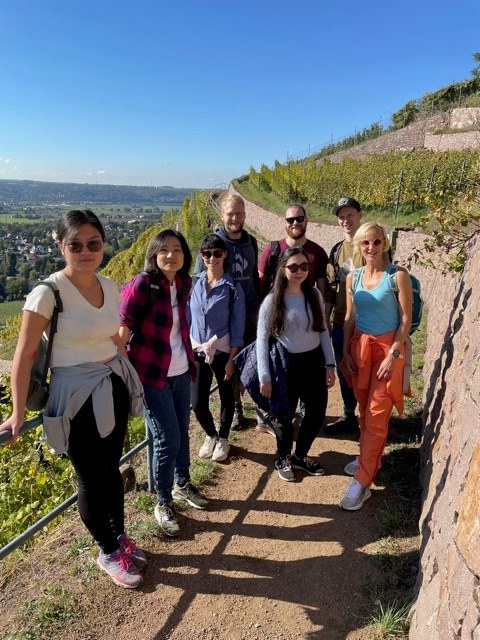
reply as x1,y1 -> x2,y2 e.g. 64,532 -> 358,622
332,197 -> 361,215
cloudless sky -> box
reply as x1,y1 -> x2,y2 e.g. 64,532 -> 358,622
0,0 -> 479,188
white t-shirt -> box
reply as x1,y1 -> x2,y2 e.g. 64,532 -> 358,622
24,271 -> 120,367
167,280 -> 188,377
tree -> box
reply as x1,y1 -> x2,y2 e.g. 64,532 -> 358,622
471,51 -> 480,78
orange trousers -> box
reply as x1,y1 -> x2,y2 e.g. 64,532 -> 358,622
348,329 -> 405,488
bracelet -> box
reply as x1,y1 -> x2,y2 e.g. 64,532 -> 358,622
326,364 -> 335,369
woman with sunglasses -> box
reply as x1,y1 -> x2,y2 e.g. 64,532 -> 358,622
340,222 -> 412,510
189,234 -> 245,462
119,229 -> 209,539
0,210 -> 146,589
257,246 -> 335,481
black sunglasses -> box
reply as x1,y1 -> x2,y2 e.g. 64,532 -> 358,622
285,262 -> 309,273
285,215 -> 305,225
202,249 -> 224,259
66,239 -> 104,253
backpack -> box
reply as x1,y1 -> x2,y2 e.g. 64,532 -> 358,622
386,264 -> 423,335
351,265 -> 423,335
260,240 -> 281,298
26,281 -> 63,411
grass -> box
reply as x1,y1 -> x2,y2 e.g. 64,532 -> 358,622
0,300 -> 24,325
233,179 -> 427,228
4,585 -> 80,640
370,600 -> 410,638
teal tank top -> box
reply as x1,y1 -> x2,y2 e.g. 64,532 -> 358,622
353,267 -> 400,335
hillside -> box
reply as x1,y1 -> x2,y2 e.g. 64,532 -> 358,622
0,179 -> 195,207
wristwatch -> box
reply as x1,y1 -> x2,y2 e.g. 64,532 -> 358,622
389,348 -> 403,359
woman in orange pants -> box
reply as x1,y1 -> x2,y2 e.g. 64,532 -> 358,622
340,222 -> 412,510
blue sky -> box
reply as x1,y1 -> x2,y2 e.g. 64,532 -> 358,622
0,0 -> 479,189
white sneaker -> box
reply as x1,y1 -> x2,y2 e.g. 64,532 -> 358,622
212,438 -> 230,462
344,456 -> 382,476
199,435 -> 217,459
339,478 -> 372,511
344,456 -> 360,476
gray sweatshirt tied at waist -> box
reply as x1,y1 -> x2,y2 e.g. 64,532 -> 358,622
43,355 -> 145,454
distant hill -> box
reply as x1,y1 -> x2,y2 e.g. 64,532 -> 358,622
0,179 -> 195,206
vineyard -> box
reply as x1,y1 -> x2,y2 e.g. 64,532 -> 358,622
248,149 -> 480,217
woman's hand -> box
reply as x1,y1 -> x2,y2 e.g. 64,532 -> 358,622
342,353 -> 357,376
377,354 -> 397,381
224,358 -> 235,381
260,381 -> 272,398
0,415 -> 23,445
326,368 -> 336,388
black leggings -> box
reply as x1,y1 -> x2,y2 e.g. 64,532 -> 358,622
67,373 -> 129,555
191,352 -> 235,440
271,346 -> 328,460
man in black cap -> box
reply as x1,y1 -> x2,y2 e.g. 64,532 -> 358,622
324,197 -> 363,434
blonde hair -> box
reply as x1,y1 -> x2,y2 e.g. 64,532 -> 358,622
218,193 -> 245,212
353,222 -> 391,264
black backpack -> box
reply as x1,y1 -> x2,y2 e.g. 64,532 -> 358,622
260,241 -> 281,298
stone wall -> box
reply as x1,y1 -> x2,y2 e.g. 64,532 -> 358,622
326,114 -> 447,163
232,187 -> 480,638
424,130 -> 480,152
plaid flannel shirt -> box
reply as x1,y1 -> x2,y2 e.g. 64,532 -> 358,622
119,271 -> 196,389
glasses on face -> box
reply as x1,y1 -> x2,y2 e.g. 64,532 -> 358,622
285,215 -> 305,225
66,239 -> 104,253
202,249 -> 224,259
285,262 -> 309,273
361,238 -> 383,248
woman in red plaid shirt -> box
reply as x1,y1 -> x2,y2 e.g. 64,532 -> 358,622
120,230 -> 209,537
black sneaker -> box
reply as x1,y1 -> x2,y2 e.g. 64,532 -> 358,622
323,414 -> 359,435
291,455 -> 325,476
274,456 -> 295,481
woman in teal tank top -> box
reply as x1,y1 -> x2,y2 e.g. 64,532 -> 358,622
340,222 -> 412,511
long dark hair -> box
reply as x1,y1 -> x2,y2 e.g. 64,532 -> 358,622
57,209 -> 105,242
269,246 -> 325,336
144,229 -> 192,280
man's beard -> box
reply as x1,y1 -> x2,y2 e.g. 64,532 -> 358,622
287,227 -> 306,239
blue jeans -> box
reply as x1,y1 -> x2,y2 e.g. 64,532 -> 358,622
143,371 -> 191,505
332,322 -> 357,414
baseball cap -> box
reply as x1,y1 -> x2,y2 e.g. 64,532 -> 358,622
332,197 -> 361,215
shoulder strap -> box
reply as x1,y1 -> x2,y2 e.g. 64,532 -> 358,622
33,281 -> 63,385
270,240 -> 280,258
351,267 -> 363,296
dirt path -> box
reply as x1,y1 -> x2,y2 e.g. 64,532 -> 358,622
1,384 -> 409,640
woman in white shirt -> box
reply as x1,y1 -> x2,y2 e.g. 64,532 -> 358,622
257,247 -> 336,481
0,210 -> 146,589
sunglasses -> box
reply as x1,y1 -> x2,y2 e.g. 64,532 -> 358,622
361,238 -> 383,248
285,215 -> 305,225
285,262 -> 309,273
66,239 -> 104,253
202,249 -> 224,259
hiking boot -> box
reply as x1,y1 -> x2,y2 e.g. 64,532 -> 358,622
172,482 -> 209,510
339,478 -> 372,511
212,437 -> 230,462
199,435 -> 217,459
154,502 -> 180,537
118,534 -> 148,570
324,413 -> 359,435
97,548 -> 143,588
275,456 -> 295,482
344,456 -> 361,476
291,454 -> 325,476
344,456 -> 381,476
